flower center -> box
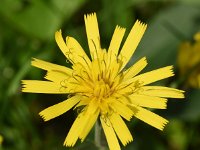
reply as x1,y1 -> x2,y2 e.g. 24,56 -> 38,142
93,79 -> 111,99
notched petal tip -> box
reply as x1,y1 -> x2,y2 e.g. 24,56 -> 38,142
174,89 -> 185,99
21,80 -> 28,91
58,29 -> 62,33
63,140 -> 74,147
178,92 -> 185,99
84,12 -> 96,19
116,25 -> 126,31
135,19 -> 147,27
166,65 -> 175,76
119,19 -> 148,70
161,119 -> 169,130
31,57 -> 37,61
137,19 -> 147,24
55,29 -> 62,38
31,57 -> 40,67
124,138 -> 134,146
55,30 -> 63,42
38,110 -> 49,121
160,120 -> 169,131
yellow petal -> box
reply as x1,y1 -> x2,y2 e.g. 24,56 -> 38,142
119,20 -> 147,70
123,57 -> 147,79
194,32 -> 200,41
55,30 -> 71,60
117,66 -> 174,93
64,111 -> 90,147
91,59 -> 101,80
99,100 -> 110,115
129,94 -> 167,109
86,98 -> 99,115
132,66 -> 174,85
133,106 -> 168,130
108,26 -> 126,64
177,42 -> 191,74
142,86 -> 185,98
109,113 -> 133,146
110,99 -> 134,121
39,95 -> 81,121
55,30 -> 90,65
72,62 -> 93,86
0,135 -> 3,145
100,116 -> 121,150
21,80 -> 69,93
84,13 -> 101,60
198,74 -> 200,88
74,97 -> 90,108
45,70 -> 70,83
79,109 -> 100,142
66,36 -> 91,69
65,98 -> 99,146
107,60 -> 122,84
31,58 -> 72,75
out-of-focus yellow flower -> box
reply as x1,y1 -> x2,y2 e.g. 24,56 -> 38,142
22,13 -> 184,150
0,135 -> 3,145
178,32 -> 200,88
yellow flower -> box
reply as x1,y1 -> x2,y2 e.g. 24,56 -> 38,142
178,32 -> 200,88
0,135 -> 3,145
22,13 -> 184,150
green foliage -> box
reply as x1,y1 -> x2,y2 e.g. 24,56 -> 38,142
0,0 -> 200,149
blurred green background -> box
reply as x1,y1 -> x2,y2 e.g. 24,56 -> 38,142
0,0 -> 200,149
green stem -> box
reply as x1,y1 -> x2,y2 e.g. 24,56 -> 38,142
95,121 -> 105,150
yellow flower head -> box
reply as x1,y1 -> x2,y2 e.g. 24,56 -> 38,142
178,32 -> 200,88
22,13 -> 184,150
0,135 -> 3,145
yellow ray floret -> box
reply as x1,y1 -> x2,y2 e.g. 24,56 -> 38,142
119,20 -> 147,70
79,109 -> 100,142
86,98 -> 100,115
0,135 -> 3,145
84,13 -> 101,59
132,65 -> 174,85
22,80 -> 69,93
141,86 -> 185,98
134,106 -> 169,130
116,66 -> 174,94
129,94 -> 167,109
39,95 -> 81,121
74,97 -> 90,108
108,26 -> 126,64
100,117 -> 121,150
109,99 -> 134,121
55,30 -> 71,60
44,70 -> 70,83
123,57 -> 147,79
64,112 -> 89,147
65,36 -> 91,68
64,101 -> 99,146
31,58 -> 73,75
109,113 -> 133,146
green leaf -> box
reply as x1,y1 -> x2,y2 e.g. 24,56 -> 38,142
50,0 -> 88,18
178,0 -> 200,4
180,89 -> 200,121
0,0 -> 59,40
164,120 -> 189,150
130,4 -> 200,70
0,0 -> 87,40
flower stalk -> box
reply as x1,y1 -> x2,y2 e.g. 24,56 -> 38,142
95,120 -> 104,149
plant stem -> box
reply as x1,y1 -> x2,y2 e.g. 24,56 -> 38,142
95,120 -> 104,150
